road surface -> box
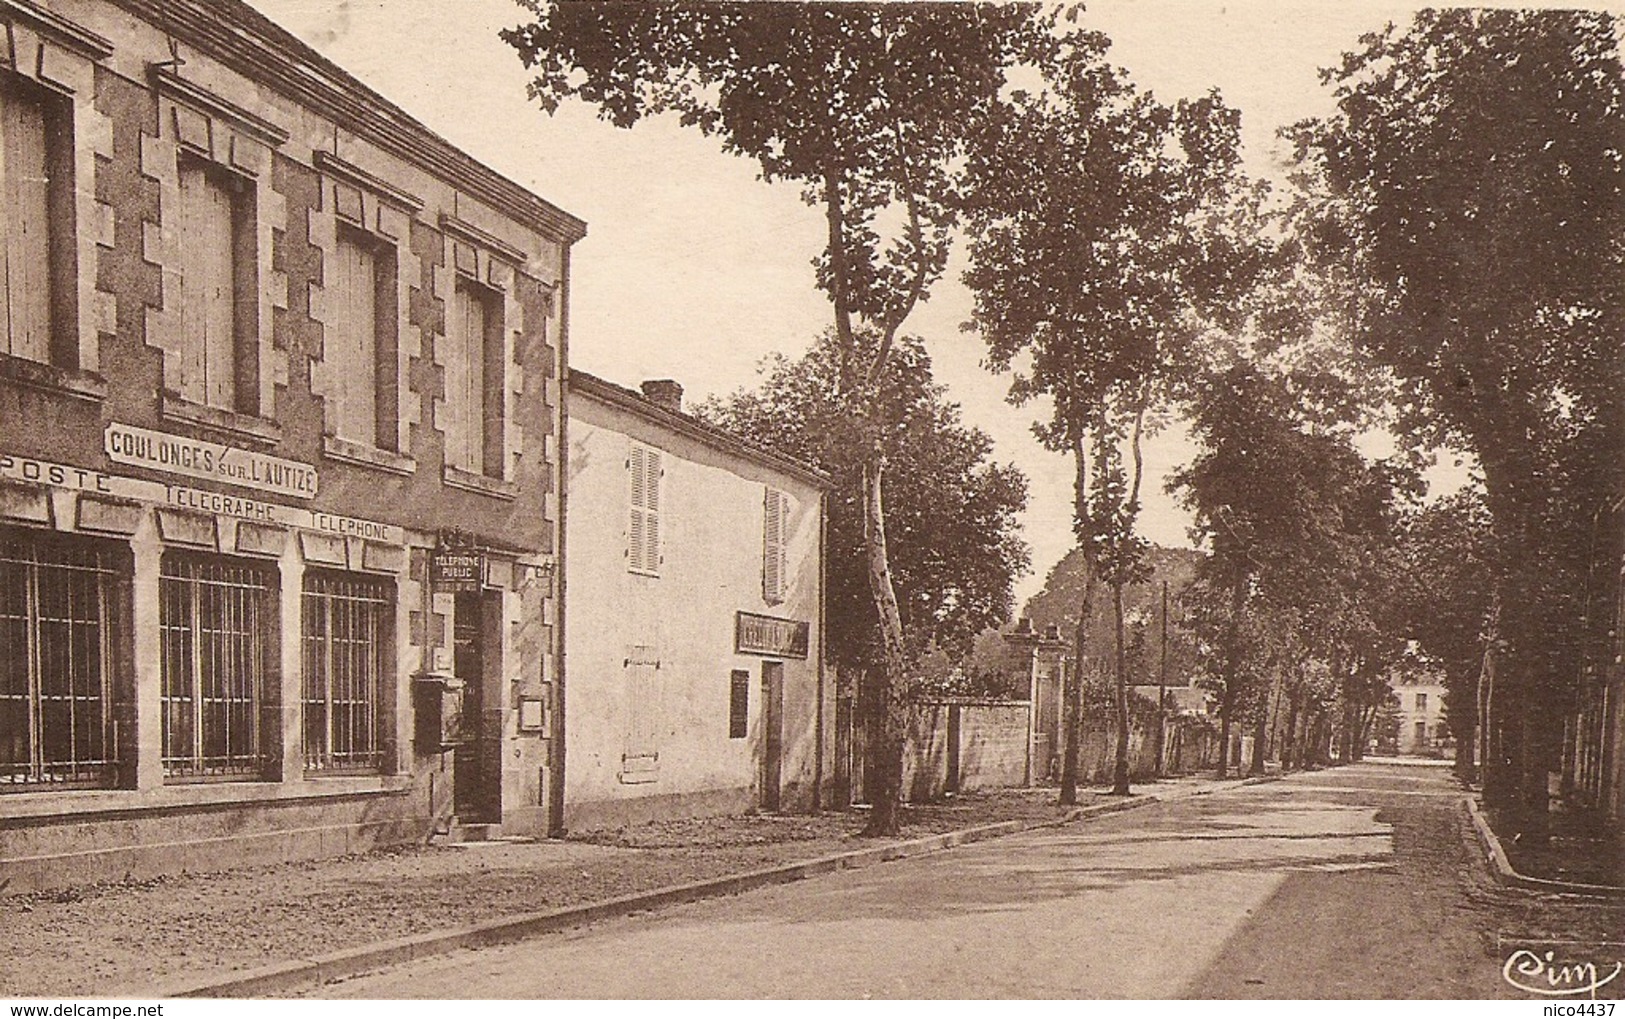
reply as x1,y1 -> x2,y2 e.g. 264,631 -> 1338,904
317,762 -> 1529,998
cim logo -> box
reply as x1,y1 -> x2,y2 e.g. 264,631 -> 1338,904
1502,940 -> 1625,999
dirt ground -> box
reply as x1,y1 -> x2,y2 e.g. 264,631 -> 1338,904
1,788 -> 1099,998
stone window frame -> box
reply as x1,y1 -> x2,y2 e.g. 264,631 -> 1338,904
434,213 -> 525,500
0,1 -> 115,401
308,150 -> 421,476
142,67 -> 288,446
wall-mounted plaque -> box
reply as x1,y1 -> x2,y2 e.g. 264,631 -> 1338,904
105,422 -> 318,498
431,548 -> 483,591
735,611 -> 810,660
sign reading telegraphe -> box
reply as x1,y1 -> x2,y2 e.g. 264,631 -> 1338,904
104,422 -> 318,499
0,452 -> 399,545
735,611 -> 810,660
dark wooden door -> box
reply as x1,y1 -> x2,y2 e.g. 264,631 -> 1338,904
452,591 -> 495,821
760,662 -> 784,812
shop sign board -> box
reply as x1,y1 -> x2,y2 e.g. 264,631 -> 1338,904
735,611 -> 811,659
105,422 -> 318,499
2,452 -> 400,545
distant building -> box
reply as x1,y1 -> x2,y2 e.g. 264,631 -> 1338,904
0,0 -> 582,892
1392,673 -> 1449,756
562,372 -> 830,827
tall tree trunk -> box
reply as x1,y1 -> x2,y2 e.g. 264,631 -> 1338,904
1250,662 -> 1278,777
1215,572 -> 1246,779
1061,574 -> 1098,805
860,458 -> 910,837
1281,685 -> 1301,772
1111,395 -> 1147,797
1112,578 -> 1131,795
1060,435 -> 1098,806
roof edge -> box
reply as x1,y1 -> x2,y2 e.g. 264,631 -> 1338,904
108,0 -> 587,245
567,370 -> 831,490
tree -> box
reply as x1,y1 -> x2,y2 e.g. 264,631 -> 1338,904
506,2 -> 1041,833
959,24 -> 1252,800
1394,491 -> 1495,780
1289,10 -> 1625,829
1171,364 -> 1407,777
699,332 -> 1030,725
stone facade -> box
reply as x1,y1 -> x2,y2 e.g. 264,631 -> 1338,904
0,0 -> 583,892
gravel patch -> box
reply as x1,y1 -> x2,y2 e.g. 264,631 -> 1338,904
2,788 -> 1101,997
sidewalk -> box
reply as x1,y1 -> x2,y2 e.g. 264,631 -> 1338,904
0,774 -> 1261,998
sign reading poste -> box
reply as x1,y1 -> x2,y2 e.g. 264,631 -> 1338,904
105,422 -> 318,499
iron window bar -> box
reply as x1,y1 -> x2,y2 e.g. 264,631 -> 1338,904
0,531 -> 128,789
159,553 -> 275,781
301,570 -> 390,774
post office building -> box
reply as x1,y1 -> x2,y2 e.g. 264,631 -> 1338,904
0,0 -> 583,892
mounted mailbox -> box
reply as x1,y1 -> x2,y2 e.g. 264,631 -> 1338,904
413,673 -> 466,751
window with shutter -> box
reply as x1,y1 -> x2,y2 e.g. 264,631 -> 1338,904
175,156 -> 255,413
0,77 -> 68,366
328,226 -> 397,450
762,487 -> 788,604
628,444 -> 662,576
446,278 -> 504,477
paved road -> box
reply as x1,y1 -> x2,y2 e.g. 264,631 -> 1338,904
319,763 -> 1523,998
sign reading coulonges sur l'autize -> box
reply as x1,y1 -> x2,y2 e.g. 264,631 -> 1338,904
735,611 -> 810,659
105,422 -> 318,499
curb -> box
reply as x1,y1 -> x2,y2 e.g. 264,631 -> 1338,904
1464,797 -> 1625,900
156,775 -> 1270,998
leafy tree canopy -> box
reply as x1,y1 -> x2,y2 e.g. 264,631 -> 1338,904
697,332 -> 1031,675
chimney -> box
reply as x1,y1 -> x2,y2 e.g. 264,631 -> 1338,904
640,379 -> 683,414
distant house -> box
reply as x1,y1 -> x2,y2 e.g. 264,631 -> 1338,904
1391,673 -> 1449,756
562,372 -> 831,827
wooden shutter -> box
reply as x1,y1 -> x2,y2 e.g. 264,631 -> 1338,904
0,84 -> 53,363
176,161 -> 238,409
621,646 -> 660,781
628,444 -> 662,576
447,282 -> 487,472
330,231 -> 379,446
762,487 -> 788,603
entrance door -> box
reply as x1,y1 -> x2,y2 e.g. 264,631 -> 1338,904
452,591 -> 497,822
760,662 -> 784,812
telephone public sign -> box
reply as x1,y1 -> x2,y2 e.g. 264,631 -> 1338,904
431,549 -> 483,591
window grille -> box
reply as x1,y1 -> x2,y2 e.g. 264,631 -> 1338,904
159,554 -> 275,780
302,571 -> 390,773
0,531 -> 128,789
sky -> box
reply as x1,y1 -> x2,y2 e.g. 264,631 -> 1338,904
251,0 -> 1611,609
